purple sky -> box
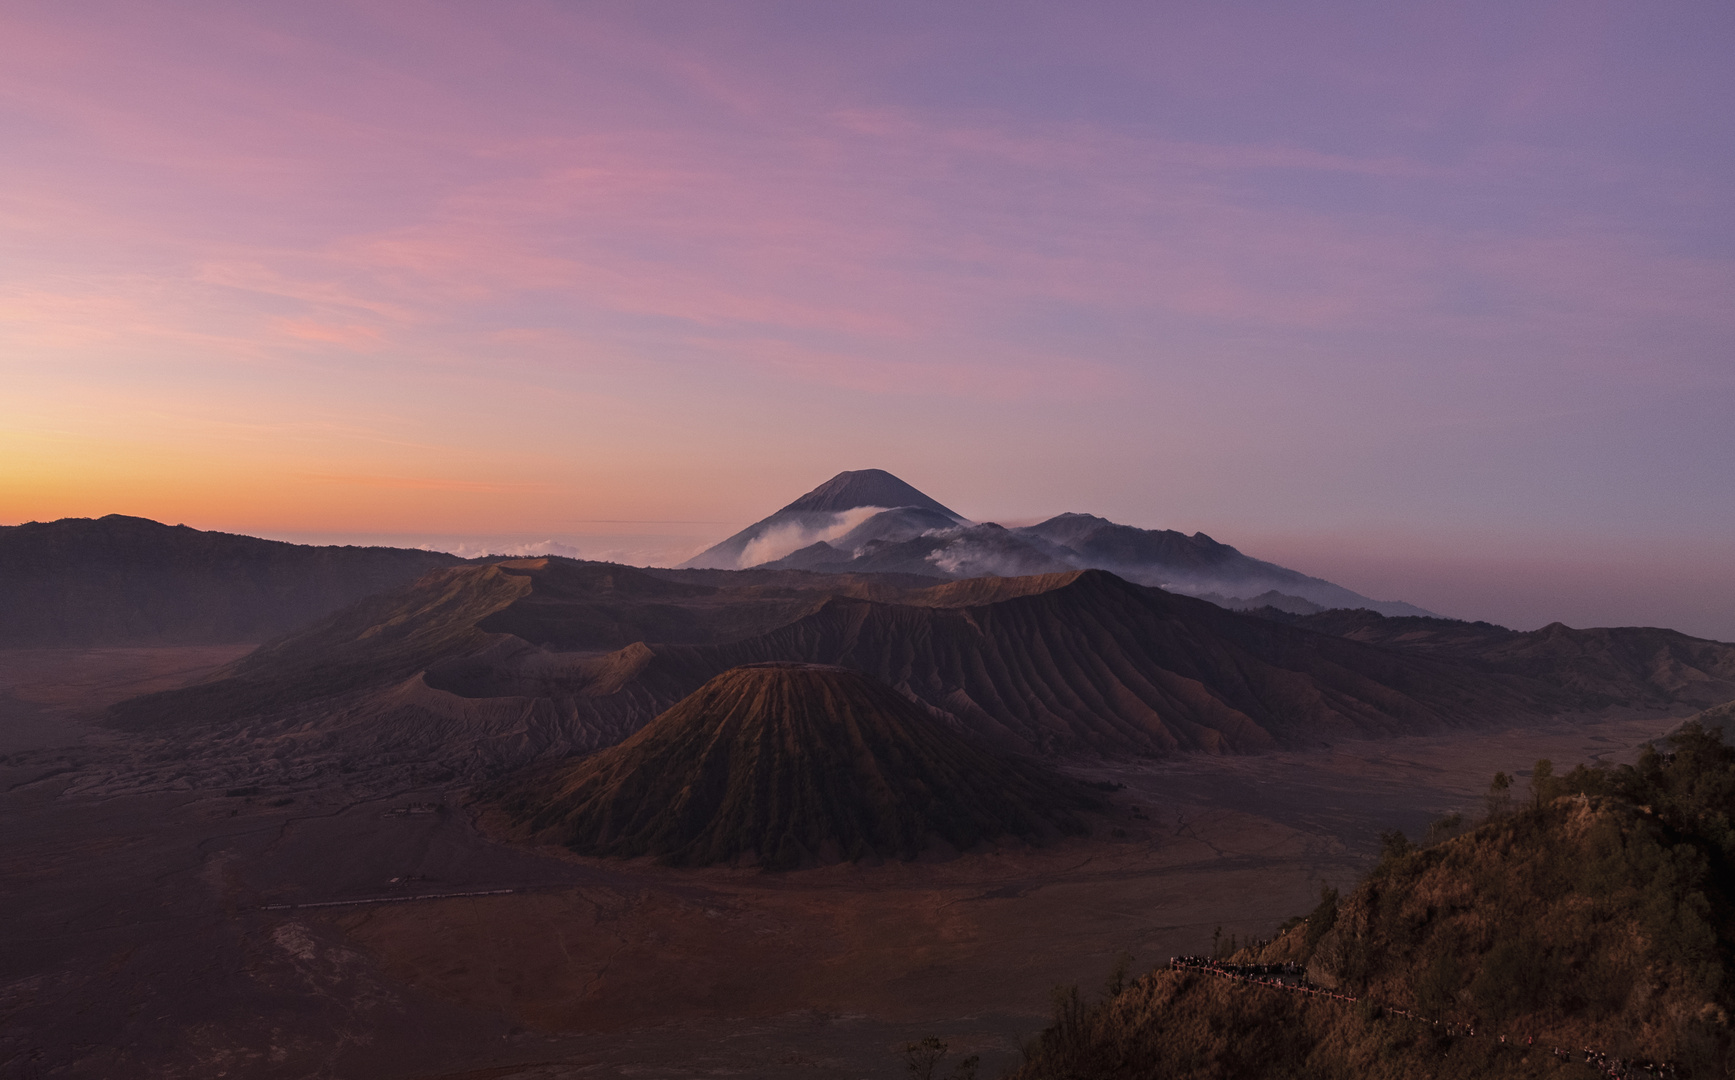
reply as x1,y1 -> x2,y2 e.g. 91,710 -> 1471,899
3,2 -> 1733,638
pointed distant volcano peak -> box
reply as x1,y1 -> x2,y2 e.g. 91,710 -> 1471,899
678,471 -> 963,570
777,469 -> 962,519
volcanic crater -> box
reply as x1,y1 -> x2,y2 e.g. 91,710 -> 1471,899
490,662 -> 1098,869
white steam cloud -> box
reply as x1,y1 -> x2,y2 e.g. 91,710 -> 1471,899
923,530 -> 1057,578
738,506 -> 889,568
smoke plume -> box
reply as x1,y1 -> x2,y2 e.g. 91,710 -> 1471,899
738,506 -> 889,568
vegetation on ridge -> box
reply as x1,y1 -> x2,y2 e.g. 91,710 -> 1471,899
1011,722 -> 1735,1078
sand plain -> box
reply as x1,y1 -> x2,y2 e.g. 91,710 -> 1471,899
0,650 -> 1691,1080
0,646 -> 254,753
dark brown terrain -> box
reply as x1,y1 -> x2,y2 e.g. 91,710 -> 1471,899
95,558 -> 1705,802
0,690 -> 1696,1079
0,515 -> 462,647
5,498 -> 1735,1078
492,663 -> 1095,867
1261,607 -> 1735,709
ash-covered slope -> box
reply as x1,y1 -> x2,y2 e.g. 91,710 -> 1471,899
1260,607 -> 1735,709
104,563 -> 1575,794
103,558 -> 833,731
0,515 -> 463,646
645,570 -> 1557,756
490,662 -> 1095,868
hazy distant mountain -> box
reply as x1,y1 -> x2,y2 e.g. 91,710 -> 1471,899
691,470 -> 1432,617
0,515 -> 463,647
1009,513 -> 1435,617
1198,590 -> 1325,615
490,662 -> 1094,868
768,521 -> 1075,578
679,469 -> 966,570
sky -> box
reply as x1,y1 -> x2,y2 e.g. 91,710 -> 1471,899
2,1 -> 1733,638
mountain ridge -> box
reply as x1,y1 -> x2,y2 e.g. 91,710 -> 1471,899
1254,605 -> 1735,708
0,514 -> 464,646
686,470 -> 1433,617
98,559 -> 1658,796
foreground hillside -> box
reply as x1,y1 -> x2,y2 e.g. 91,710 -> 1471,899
0,515 -> 461,646
1014,722 -> 1735,1079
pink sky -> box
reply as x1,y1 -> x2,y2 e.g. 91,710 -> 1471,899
2,2 -> 1733,638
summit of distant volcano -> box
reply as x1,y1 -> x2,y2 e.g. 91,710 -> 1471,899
775,469 -> 962,518
678,470 -> 964,570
